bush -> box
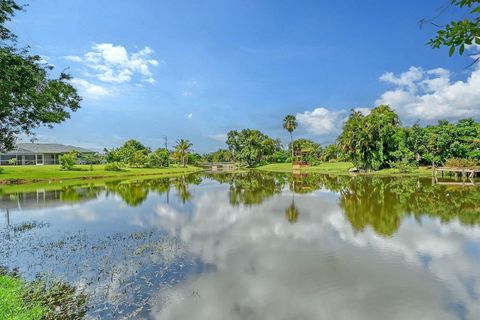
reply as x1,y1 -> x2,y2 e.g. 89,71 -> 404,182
0,167 -> 3,174
444,158 -> 478,168
273,150 -> 289,163
8,158 -> 17,165
59,151 -> 78,170
145,149 -> 169,168
105,162 -> 125,171
389,158 -> 416,173
129,150 -> 147,167
80,153 -> 103,165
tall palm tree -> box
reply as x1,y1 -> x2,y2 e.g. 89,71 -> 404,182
283,114 -> 298,162
175,139 -> 193,167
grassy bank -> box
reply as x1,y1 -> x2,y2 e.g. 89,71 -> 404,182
257,162 -> 433,177
0,164 -> 202,185
0,272 -> 87,319
0,275 -> 44,320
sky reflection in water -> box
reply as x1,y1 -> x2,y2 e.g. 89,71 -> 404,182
1,172 -> 479,319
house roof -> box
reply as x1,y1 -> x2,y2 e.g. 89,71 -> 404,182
1,143 -> 95,155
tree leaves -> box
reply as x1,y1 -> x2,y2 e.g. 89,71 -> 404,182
0,1 -> 81,152
427,0 -> 480,58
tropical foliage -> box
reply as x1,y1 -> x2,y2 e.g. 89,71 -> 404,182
338,106 -> 480,170
283,114 -> 298,161
174,139 -> 193,167
226,129 -> 281,167
0,1 -> 81,152
425,0 -> 480,58
145,148 -> 170,168
338,105 -> 400,170
105,140 -> 150,166
59,151 -> 78,171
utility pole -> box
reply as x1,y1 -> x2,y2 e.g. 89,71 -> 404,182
164,136 -> 170,167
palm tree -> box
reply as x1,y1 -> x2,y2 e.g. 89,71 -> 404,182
283,115 -> 298,162
175,139 -> 193,167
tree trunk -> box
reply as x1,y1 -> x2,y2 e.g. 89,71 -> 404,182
290,132 -> 294,163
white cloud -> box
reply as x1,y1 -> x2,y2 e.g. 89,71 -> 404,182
147,186 -> 480,319
186,113 -> 193,119
64,55 -> 83,62
70,43 -> 160,84
296,107 -> 344,135
70,78 -> 111,99
181,91 -> 192,96
143,77 -> 156,84
376,54 -> 480,121
208,133 -> 227,142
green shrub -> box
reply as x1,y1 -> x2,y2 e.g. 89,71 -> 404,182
145,149 -> 169,168
389,158 -> 416,173
129,150 -> 147,167
105,162 -> 125,171
80,153 -> 103,165
444,158 -> 478,168
0,167 -> 3,174
273,150 -> 289,163
8,158 -> 17,165
59,151 -> 78,170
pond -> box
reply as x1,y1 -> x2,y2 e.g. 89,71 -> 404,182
1,171 -> 480,319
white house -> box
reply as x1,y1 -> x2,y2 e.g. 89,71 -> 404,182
0,143 -> 95,165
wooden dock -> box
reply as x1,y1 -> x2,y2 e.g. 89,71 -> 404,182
434,167 -> 480,179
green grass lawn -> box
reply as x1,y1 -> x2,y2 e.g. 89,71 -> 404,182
257,162 -> 433,177
0,164 -> 201,184
0,275 -> 45,320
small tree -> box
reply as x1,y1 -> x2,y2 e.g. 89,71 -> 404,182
80,153 -> 103,165
129,150 -> 147,167
145,149 -> 169,168
59,151 -> 78,170
175,139 -> 193,167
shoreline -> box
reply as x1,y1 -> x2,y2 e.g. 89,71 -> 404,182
0,165 -> 202,186
256,162 -> 434,177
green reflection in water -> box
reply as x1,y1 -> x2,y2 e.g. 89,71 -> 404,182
286,173 -> 480,237
2,172 -> 480,238
208,171 -> 480,236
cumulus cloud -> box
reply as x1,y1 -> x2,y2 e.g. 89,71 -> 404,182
296,107 -> 344,135
186,113 -> 193,119
376,59 -> 480,121
147,186 -> 480,319
70,78 -> 111,99
67,43 -> 160,84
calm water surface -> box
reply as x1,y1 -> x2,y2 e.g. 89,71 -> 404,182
1,172 -> 480,319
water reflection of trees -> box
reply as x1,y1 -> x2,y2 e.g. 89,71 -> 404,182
0,175 -> 202,210
207,171 -> 286,206
281,173 -> 480,237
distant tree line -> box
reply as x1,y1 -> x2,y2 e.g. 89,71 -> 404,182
102,139 -> 198,171
201,105 -> 480,170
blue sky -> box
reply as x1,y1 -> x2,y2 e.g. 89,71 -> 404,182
11,0 -> 480,152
